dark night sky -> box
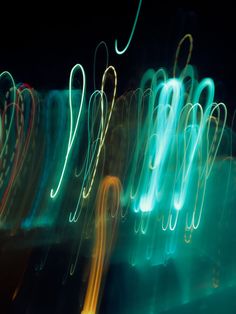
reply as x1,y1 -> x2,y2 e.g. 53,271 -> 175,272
0,1 -> 235,113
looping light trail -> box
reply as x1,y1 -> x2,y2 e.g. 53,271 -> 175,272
119,64 -> 227,237
173,34 -> 193,77
69,65 -> 117,223
50,64 -> 86,199
82,65 -> 117,199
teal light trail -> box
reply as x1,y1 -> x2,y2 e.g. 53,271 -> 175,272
121,66 -> 227,235
115,0 -> 142,55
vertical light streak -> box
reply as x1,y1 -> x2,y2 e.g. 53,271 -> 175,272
69,90 -> 104,223
93,41 -> 109,90
69,66 -> 117,223
50,64 -> 85,198
0,84 -> 35,220
118,61 -> 226,238
81,176 -> 121,314
174,78 -> 215,218
0,71 -> 16,159
82,66 -> 117,199
23,91 -> 67,227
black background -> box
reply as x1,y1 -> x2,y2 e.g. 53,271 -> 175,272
0,0 -> 235,116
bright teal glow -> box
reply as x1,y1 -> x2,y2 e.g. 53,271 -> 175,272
173,194 -> 183,211
121,66 -> 227,235
139,195 -> 152,212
